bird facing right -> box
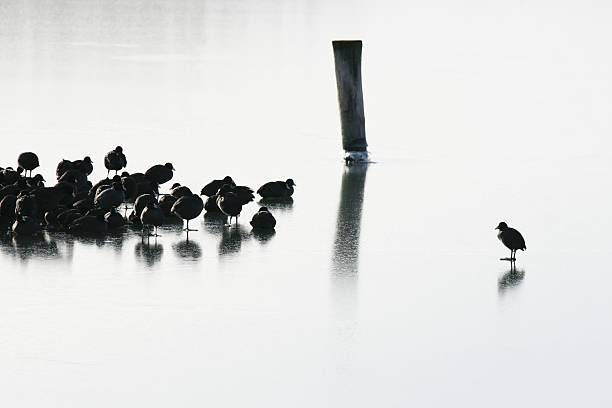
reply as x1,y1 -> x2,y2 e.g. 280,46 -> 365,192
495,222 -> 526,261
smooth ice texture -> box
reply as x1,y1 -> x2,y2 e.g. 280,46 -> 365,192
1,1 -> 612,407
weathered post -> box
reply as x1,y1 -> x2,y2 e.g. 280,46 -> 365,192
333,40 -> 369,162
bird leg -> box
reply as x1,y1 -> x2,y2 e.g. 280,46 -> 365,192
183,219 -> 197,232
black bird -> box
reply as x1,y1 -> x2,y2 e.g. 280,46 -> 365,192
121,173 -> 138,204
145,163 -> 175,186
17,152 -> 39,178
12,216 -> 40,235
250,206 -> 276,230
104,146 -> 127,177
15,193 -> 38,217
201,176 -> 235,197
69,214 -> 108,234
56,159 -> 74,180
94,182 -> 125,210
104,208 -> 125,229
140,202 -> 164,237
257,178 -> 295,198
203,194 -> 221,213
171,193 -> 204,231
496,222 -> 527,261
0,195 -> 17,220
134,194 -> 157,218
2,167 -> 23,185
170,183 -> 192,198
216,184 -> 242,227
74,156 -> 94,176
158,194 -> 178,217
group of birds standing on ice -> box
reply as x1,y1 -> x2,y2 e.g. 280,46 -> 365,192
1,148 -> 527,262
0,148 -> 295,238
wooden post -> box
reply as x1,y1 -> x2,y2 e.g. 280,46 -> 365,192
333,40 -> 368,161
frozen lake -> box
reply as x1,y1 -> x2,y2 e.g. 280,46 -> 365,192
1,0 -> 612,406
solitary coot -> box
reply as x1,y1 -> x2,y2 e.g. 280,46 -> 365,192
257,179 -> 295,198
495,222 -> 526,261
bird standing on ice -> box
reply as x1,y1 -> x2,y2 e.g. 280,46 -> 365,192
495,222 -> 526,261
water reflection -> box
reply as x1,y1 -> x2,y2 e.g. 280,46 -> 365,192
498,264 -> 526,295
218,225 -> 248,257
251,229 -> 276,245
0,232 -> 64,262
134,241 -> 164,268
173,239 -> 202,261
202,213 -> 226,235
332,164 -> 368,276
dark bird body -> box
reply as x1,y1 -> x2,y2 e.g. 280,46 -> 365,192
216,185 -> 242,226
496,222 -> 526,261
94,182 -> 125,210
104,146 -> 127,176
171,193 -> 203,231
250,207 -> 276,230
201,176 -> 235,197
158,194 -> 177,217
140,203 -> 164,236
134,194 -> 157,217
170,183 -> 192,198
18,152 -> 39,177
12,216 -> 40,235
0,195 -> 17,219
257,179 -> 295,198
104,208 -> 125,229
145,163 -> 174,185
69,214 -> 108,234
15,193 -> 38,217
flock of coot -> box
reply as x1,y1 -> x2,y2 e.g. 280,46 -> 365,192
0,148 -> 295,237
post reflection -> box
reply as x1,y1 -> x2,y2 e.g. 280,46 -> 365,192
332,164 -> 368,276
330,163 -> 368,364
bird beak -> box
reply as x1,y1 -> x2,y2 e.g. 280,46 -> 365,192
494,227 -> 498,230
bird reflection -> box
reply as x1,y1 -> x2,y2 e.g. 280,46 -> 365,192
257,197 -> 294,212
134,241 -> 164,267
0,231 -> 64,262
218,225 -> 248,257
498,264 -> 525,294
251,229 -> 276,245
202,212 -> 226,234
332,164 -> 368,276
173,239 -> 202,261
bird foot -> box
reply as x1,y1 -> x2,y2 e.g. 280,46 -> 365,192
500,257 -> 514,261
148,233 -> 161,237
183,228 -> 198,232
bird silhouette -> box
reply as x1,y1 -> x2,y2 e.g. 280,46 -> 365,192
496,222 -> 526,261
140,202 -> 164,237
145,163 -> 175,186
250,206 -> 276,230
104,146 -> 127,177
171,193 -> 204,232
17,152 -> 39,178
257,178 -> 295,198
216,184 -> 242,227
201,176 -> 235,197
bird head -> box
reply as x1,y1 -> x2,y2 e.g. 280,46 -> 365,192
115,146 -> 123,153
171,182 -> 181,189
286,178 -> 296,187
259,206 -> 269,213
495,222 -> 508,231
84,156 -> 93,163
165,163 -> 175,171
